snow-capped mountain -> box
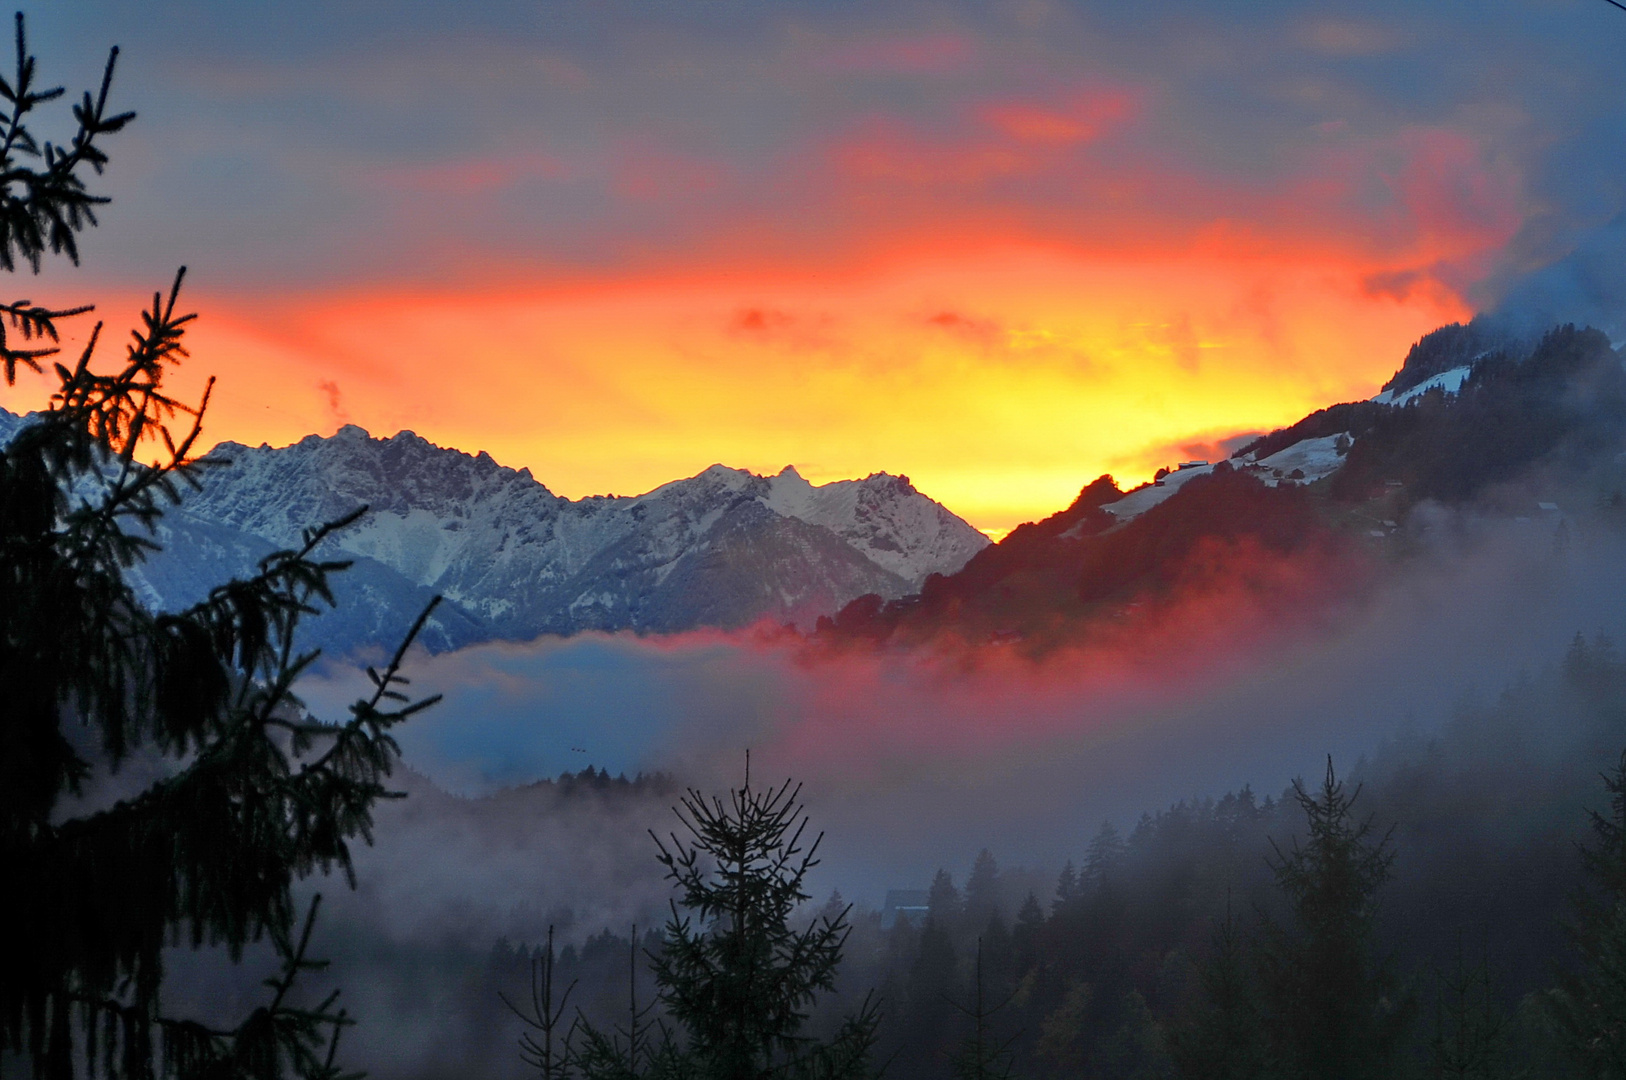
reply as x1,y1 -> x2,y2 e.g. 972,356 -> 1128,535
0,405 -> 25,444
0,414 -> 988,652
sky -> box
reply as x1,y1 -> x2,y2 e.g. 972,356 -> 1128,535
6,0 -> 1626,533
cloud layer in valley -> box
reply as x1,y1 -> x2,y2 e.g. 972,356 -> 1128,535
301,507 -> 1626,911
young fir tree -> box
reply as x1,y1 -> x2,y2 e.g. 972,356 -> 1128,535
1081,822 -> 1125,896
928,869 -> 964,928
1428,944 -> 1509,1080
626,763 -> 879,1080
1257,758 -> 1408,1080
904,918 -> 959,1066
1169,894 -> 1266,1080
569,927 -> 658,1080
1052,862 -> 1080,914
1553,749 -> 1626,1077
502,926 -> 581,1080
1,17 -> 438,1078
964,851 -> 1001,930
948,937 -> 1018,1080
1010,894 -> 1044,976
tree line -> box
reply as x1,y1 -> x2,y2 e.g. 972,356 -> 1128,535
481,633 -> 1626,1080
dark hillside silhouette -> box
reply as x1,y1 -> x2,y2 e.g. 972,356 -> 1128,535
818,323 -> 1625,652
1329,325 -> 1626,506
818,465 -> 1357,650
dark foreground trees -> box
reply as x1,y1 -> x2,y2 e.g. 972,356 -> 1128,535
1257,758 -> 1408,1080
1553,750 -> 1626,1076
1,17 -> 436,1079
508,767 -> 880,1080
1166,759 -> 1405,1080
638,768 -> 880,1080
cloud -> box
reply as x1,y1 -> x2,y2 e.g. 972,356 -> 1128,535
977,91 -> 1136,146
30,0 -> 1588,292
1295,19 -> 1409,58
20,0 -> 1625,532
300,508 -> 1626,892
1487,211 -> 1626,340
923,309 -> 1006,348
1124,429 -> 1267,467
316,379 -> 349,425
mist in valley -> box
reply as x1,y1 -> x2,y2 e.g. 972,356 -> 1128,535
265,483 -> 1626,1077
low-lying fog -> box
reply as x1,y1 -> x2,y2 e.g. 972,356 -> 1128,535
299,504 -> 1622,932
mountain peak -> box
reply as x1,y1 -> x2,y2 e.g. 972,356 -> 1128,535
22,412 -> 990,650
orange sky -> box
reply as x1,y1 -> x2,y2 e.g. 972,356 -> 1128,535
6,7 -> 1568,536
4,242 -> 1469,535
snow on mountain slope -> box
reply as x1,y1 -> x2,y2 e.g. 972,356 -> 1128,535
1101,463 -> 1214,522
0,407 -> 25,444
1104,433 -> 1354,526
125,508 -> 486,654
1372,365 -> 1472,406
102,421 -> 990,646
1250,433 -> 1349,484
762,465 -> 988,584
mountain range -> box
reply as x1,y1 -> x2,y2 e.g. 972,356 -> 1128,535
0,408 -> 988,654
7,317 -> 1623,658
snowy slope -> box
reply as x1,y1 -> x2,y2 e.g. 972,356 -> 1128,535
0,407 -> 25,444
1101,463 -> 1214,522
1250,434 -> 1350,485
6,414 -> 988,649
1105,433 -> 1355,526
1372,365 -> 1472,406
762,465 -> 987,584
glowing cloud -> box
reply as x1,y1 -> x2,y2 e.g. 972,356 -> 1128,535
2,2 -> 1587,533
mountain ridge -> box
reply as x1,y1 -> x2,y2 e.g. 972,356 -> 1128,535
0,409 -> 989,652
817,322 -> 1626,650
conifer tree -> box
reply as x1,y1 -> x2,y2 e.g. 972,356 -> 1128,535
905,918 -> 959,1062
1052,863 -> 1079,914
1429,945 -> 1509,1080
1257,758 -> 1407,1080
631,764 -> 879,1080
1170,895 -> 1265,1080
964,851 -> 1000,929
948,938 -> 1017,1080
1010,894 -> 1044,976
1082,822 -> 1125,896
1553,749 -> 1626,1077
503,926 -> 580,1080
928,870 -> 963,928
1,17 -> 438,1078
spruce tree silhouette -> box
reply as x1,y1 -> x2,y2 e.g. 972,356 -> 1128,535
612,757 -> 879,1080
0,16 -> 439,1079
1554,750 -> 1626,1076
1169,893 -> 1266,1080
1257,758 -> 1407,1080
947,937 -> 1017,1080
503,926 -> 582,1080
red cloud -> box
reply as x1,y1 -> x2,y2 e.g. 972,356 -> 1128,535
978,92 -> 1137,145
833,88 -> 1138,189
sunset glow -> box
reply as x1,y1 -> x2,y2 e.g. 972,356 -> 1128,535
10,244 -> 1472,532
4,1 -> 1605,532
